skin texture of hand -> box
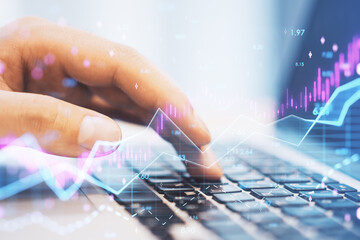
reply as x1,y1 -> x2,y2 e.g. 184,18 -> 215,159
0,17 -> 223,180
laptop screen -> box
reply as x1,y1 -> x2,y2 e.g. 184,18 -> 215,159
278,0 -> 360,180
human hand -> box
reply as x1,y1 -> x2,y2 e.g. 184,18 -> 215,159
0,17 -> 222,180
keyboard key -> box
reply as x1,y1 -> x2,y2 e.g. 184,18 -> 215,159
284,182 -> 325,193
345,192 -> 360,202
311,174 -> 339,184
315,198 -> 359,210
223,164 -> 251,174
147,177 -> 182,185
201,184 -> 242,195
300,217 -> 343,230
282,206 -> 325,218
142,170 -> 174,178
139,215 -> 182,231
203,220 -> 250,238
191,181 -> 228,187
265,196 -> 309,208
179,172 -> 192,180
260,222 -> 306,240
179,200 -> 216,214
226,201 -> 269,214
115,191 -> 161,204
239,180 -> 278,191
316,228 -> 359,239
226,172 -> 264,182
197,209 -> 230,222
164,191 -> 204,202
270,174 -> 310,184
213,192 -> 254,203
257,166 -> 296,175
299,190 -> 343,201
221,233 -> 255,240
247,158 -> 288,168
251,188 -> 293,199
241,212 -> 283,224
155,183 -> 194,193
126,203 -> 183,225
327,183 -> 357,193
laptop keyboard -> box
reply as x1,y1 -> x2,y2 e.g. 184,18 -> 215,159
98,150 -> 360,240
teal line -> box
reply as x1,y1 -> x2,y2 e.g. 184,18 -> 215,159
1,78 -> 360,200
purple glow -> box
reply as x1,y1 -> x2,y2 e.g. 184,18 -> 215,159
344,213 -> 351,222
83,203 -> 90,212
325,78 -> 330,101
71,46 -> 78,56
317,68 -> 321,101
83,59 -> 91,68
304,87 -> 307,111
279,35 -> 360,114
31,67 -> 43,80
0,61 -> 5,74
44,53 -> 55,65
160,113 -> 164,130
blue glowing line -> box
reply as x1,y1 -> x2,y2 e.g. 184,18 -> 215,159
1,78 -> 360,200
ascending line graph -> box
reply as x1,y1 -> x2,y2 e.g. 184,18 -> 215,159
0,77 -> 360,201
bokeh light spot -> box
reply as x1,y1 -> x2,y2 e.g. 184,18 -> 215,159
44,53 -> 55,65
332,43 -> 338,52
0,61 -> 5,74
31,67 -> 43,80
344,213 -> 351,222
83,203 -> 90,212
356,63 -> 360,75
62,78 -> 78,88
320,36 -> 325,45
71,46 -> 78,56
83,59 -> 90,68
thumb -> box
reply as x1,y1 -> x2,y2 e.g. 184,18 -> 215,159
0,91 -> 121,157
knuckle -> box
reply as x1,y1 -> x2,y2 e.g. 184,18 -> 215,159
20,94 -> 61,134
118,44 -> 142,62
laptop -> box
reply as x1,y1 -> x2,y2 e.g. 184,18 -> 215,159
1,1 -> 360,239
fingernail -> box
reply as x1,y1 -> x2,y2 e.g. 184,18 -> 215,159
78,116 -> 122,150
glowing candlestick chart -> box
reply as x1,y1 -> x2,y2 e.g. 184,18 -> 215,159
0,75 -> 359,201
1,34 -> 360,203
280,35 -> 360,115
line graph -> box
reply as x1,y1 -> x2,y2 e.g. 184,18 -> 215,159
0,77 -> 360,201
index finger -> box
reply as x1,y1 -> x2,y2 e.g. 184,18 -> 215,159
14,17 -> 211,147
